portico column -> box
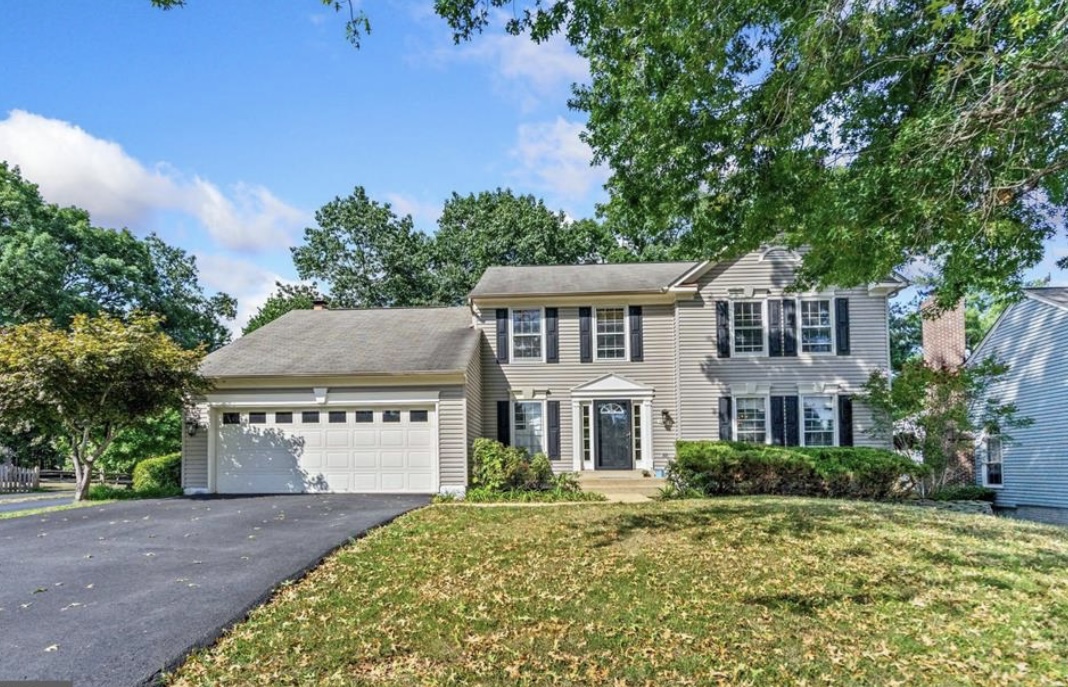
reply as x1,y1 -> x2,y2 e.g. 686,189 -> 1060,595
641,400 -> 654,471
571,400 -> 583,471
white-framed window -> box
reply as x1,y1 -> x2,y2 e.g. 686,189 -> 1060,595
513,400 -> 545,457
799,299 -> 833,354
581,402 -> 592,462
595,307 -> 628,360
982,435 -> 1004,487
734,397 -> 769,444
802,395 -> 836,446
733,301 -> 765,354
511,308 -> 544,361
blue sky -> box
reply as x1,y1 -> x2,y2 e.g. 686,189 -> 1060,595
0,1 -> 604,328
0,1 -> 1063,332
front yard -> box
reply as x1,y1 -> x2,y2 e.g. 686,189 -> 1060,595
171,498 -> 1068,686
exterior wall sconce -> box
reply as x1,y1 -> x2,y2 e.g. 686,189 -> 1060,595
183,408 -> 201,436
660,409 -> 675,431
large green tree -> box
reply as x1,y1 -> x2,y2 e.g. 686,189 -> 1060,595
0,163 -> 236,349
436,0 -> 1068,305
243,282 -> 324,335
0,313 -> 206,501
431,189 -> 615,304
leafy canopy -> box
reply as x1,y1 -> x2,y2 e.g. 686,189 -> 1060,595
0,163 -> 236,349
243,282 -> 324,335
0,313 -> 207,499
432,0 -> 1068,305
291,187 -> 619,309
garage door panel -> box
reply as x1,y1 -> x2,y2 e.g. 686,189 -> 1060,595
216,406 -> 436,494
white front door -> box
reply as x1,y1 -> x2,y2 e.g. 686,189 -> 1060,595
215,407 -> 437,493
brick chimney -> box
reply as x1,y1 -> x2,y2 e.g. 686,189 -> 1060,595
312,298 -> 328,311
921,298 -> 966,370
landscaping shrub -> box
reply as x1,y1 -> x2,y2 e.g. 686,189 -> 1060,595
88,484 -> 181,500
930,485 -> 997,502
132,452 -> 182,493
469,438 -> 585,499
668,441 -> 926,500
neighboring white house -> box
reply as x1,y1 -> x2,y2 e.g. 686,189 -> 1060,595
970,287 -> 1068,526
181,248 -> 903,496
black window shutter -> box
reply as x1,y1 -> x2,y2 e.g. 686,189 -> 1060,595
547,400 -> 561,459
496,400 -> 510,446
770,396 -> 785,445
838,395 -> 854,447
835,298 -> 851,355
785,396 -> 800,446
782,299 -> 798,357
545,307 -> 559,363
629,305 -> 644,362
718,396 -> 732,440
768,299 -> 783,357
579,306 -> 593,363
495,309 -> 509,363
716,301 -> 731,358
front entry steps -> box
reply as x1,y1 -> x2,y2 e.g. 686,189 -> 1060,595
577,470 -> 666,503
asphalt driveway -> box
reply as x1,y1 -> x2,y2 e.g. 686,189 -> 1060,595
0,494 -> 429,686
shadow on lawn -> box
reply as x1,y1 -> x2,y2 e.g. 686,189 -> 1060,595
575,498 -> 893,548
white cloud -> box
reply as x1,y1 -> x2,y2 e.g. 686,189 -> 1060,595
0,110 -> 306,251
511,117 -> 608,202
385,192 -> 441,230
421,33 -> 587,109
195,253 -> 292,334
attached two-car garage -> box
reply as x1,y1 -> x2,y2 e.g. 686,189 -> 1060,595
182,306 -> 480,496
215,406 -> 438,494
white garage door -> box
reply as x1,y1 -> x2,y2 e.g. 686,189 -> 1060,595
215,407 -> 437,494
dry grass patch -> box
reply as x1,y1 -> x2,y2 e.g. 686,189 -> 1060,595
170,498 -> 1068,686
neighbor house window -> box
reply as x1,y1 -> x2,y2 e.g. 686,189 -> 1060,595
275,412 -> 293,424
595,307 -> 627,360
735,397 -> 768,444
800,300 -> 833,353
222,412 -> 240,425
301,411 -> 320,423
248,412 -> 266,424
511,309 -> 543,361
410,410 -> 428,422
802,396 -> 836,446
983,435 -> 1003,487
329,411 -> 347,423
382,410 -> 401,423
581,402 -> 592,462
733,301 -> 765,354
354,411 -> 373,423
513,401 -> 544,456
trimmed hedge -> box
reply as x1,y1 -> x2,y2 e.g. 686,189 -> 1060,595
930,485 -> 997,502
669,441 -> 927,500
132,452 -> 182,493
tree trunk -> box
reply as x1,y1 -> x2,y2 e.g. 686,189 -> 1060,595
74,460 -> 93,502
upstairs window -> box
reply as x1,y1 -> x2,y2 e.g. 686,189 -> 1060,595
983,436 -> 1004,487
800,300 -> 833,353
595,307 -> 627,360
802,396 -> 836,446
511,309 -> 543,361
733,302 -> 765,354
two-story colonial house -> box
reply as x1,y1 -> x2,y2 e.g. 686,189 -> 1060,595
181,248 -> 902,495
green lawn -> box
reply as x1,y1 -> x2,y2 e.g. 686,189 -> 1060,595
0,499 -> 114,520
171,498 -> 1068,686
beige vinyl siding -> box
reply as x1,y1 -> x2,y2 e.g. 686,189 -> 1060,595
464,335 -> 483,482
478,304 -> 678,470
971,298 -> 1068,517
181,402 -> 209,489
677,253 -> 891,448
438,385 -> 469,489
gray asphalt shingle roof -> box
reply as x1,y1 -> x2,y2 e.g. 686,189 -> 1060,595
201,307 -> 477,378
468,261 -> 704,298
1026,287 -> 1068,311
